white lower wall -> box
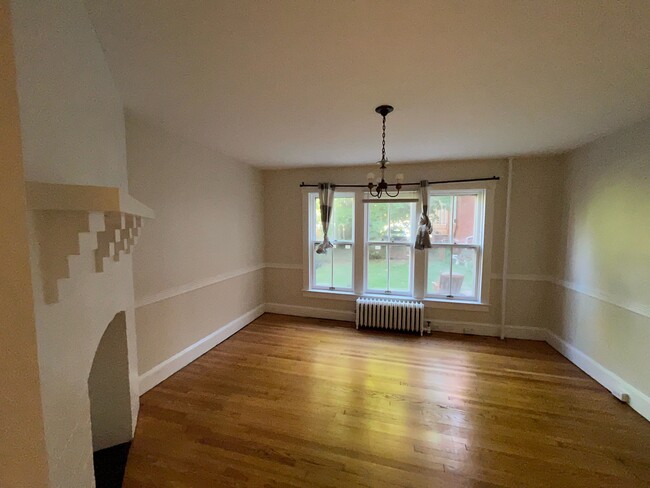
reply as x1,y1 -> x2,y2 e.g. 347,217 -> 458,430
136,268 -> 265,377
139,303 -> 265,394
545,325 -> 650,422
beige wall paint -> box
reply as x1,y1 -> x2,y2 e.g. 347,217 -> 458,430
551,117 -> 650,397
507,157 -> 565,276
262,157 -> 563,329
11,0 -> 128,190
0,1 -> 49,485
11,0 -> 140,485
126,115 -> 265,375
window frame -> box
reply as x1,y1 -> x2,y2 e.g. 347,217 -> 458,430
363,199 -> 418,296
424,189 -> 486,302
302,180 -> 495,310
307,191 -> 355,292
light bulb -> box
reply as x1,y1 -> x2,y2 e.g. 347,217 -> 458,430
367,172 -> 375,182
395,173 -> 404,183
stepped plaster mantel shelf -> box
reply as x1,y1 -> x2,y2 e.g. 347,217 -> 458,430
25,181 -> 155,218
25,182 -> 154,304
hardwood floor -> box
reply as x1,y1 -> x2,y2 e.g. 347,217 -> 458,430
125,314 -> 650,487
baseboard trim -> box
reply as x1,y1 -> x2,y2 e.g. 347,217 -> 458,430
430,320 -> 547,340
430,320 -> 500,337
545,330 -> 650,422
264,302 -> 356,322
138,304 -> 265,395
504,324 -> 548,340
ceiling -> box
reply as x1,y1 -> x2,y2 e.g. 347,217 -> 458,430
86,0 -> 650,168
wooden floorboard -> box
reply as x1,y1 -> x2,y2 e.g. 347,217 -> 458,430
125,313 -> 650,487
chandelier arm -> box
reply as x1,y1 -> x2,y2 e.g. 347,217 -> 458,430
383,187 -> 401,198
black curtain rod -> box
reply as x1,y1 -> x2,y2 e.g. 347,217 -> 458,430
299,176 -> 500,188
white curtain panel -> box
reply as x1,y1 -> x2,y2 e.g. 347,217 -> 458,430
414,180 -> 432,250
316,182 -> 335,254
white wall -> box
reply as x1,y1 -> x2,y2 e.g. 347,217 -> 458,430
126,115 -> 265,380
11,0 -> 128,190
11,0 -> 140,485
550,117 -> 650,408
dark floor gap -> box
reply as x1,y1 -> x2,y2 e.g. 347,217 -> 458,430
93,441 -> 131,488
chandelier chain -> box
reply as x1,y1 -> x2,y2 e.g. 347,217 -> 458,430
381,115 -> 386,162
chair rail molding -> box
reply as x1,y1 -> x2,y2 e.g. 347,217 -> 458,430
135,264 -> 266,308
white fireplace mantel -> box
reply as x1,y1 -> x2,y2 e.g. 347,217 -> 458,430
25,181 -> 154,304
25,181 -> 155,218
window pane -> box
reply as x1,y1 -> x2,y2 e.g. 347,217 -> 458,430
389,246 -> 410,292
314,195 -> 354,242
427,247 -> 453,295
330,196 -> 354,241
451,247 -> 477,298
429,195 -> 452,243
453,194 -> 477,244
367,245 -> 387,290
368,203 -> 389,241
389,203 -> 412,243
313,242 -> 331,287
332,244 -> 353,289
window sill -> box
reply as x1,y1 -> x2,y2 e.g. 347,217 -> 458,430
302,289 -> 489,311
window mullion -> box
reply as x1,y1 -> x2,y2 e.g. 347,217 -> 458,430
387,203 -> 391,243
386,244 -> 391,294
451,194 -> 457,244
330,245 -> 335,290
447,246 -> 454,298
354,191 -> 364,295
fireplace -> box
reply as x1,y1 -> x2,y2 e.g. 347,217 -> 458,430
25,182 -> 153,486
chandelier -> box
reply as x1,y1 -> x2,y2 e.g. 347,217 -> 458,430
366,105 -> 404,198
298,105 -> 500,193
